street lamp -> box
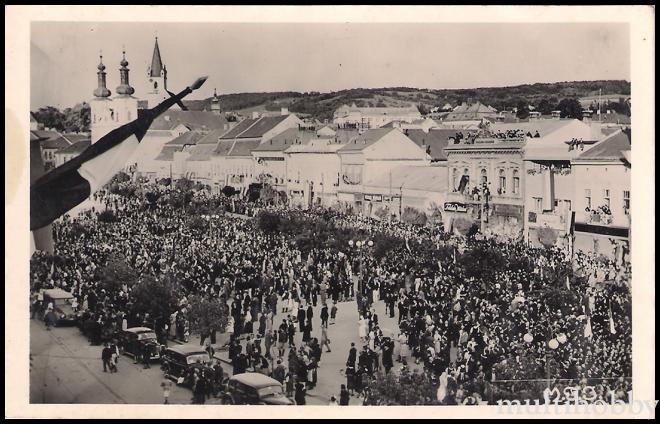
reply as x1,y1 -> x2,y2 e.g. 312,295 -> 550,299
524,329 -> 563,388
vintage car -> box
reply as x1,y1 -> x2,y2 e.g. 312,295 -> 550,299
221,373 -> 294,405
42,289 -> 78,326
117,327 -> 163,361
161,344 -> 216,388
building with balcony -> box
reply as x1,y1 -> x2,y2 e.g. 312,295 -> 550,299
443,134 -> 526,238
522,119 -> 605,249
571,129 -> 631,259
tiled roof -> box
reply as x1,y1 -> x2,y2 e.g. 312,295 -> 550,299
338,128 -> 394,152
490,120 -> 573,136
404,128 -> 477,161
155,145 -> 181,161
253,128 -> 316,152
228,139 -> 262,157
576,129 -> 631,161
187,144 -> 217,161
30,131 -> 47,142
319,128 -> 359,145
219,118 -> 259,139
41,135 -> 71,150
236,115 -> 289,138
196,128 -> 229,145
55,139 -> 90,155
149,111 -> 228,131
32,129 -> 61,140
345,105 -> 420,116
62,134 -> 91,144
164,131 -> 206,147
285,138 -> 347,154
213,139 -> 235,156
600,112 -> 631,125
452,102 -> 497,114
184,129 -> 228,161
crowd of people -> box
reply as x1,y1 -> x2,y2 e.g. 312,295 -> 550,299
30,179 -> 632,405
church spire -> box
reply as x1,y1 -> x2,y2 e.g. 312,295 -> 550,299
116,49 -> 135,96
211,88 -> 221,114
149,37 -> 164,77
93,52 -> 111,98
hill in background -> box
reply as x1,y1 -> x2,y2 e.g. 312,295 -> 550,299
184,80 -> 631,121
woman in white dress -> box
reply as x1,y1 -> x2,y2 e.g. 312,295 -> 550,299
358,317 -> 368,342
398,333 -> 410,364
433,330 -> 442,356
437,370 -> 448,402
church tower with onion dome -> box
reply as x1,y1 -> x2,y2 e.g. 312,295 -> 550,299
90,50 -> 139,144
90,53 -> 115,144
113,49 -> 138,126
145,37 -> 172,108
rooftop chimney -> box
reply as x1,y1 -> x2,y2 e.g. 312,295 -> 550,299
281,107 -> 288,116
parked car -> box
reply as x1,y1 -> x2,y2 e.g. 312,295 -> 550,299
117,327 -> 163,361
161,344 -> 215,388
42,289 -> 78,326
221,373 -> 294,405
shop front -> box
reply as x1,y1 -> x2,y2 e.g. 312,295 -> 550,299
487,203 -> 524,239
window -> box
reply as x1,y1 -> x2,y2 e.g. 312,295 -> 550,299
623,190 -> 630,214
512,170 -> 520,194
533,197 -> 543,211
498,169 -> 506,194
603,189 -> 610,208
585,189 -> 592,209
452,168 -> 458,191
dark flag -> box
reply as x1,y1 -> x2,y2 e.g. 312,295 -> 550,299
457,175 -> 469,193
30,76 -> 208,231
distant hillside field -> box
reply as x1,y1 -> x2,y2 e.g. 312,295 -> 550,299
179,80 -> 630,121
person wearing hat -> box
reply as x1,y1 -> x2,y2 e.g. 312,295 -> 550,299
328,395 -> 339,406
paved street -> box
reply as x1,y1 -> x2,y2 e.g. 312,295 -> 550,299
30,293 -> 413,405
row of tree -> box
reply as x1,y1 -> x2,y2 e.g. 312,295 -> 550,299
32,103 -> 91,133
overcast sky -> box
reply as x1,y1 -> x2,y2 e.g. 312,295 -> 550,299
31,22 -> 630,109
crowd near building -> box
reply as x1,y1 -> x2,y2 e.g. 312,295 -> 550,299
34,38 -> 631,259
